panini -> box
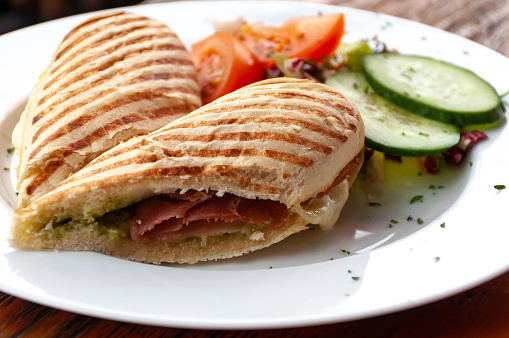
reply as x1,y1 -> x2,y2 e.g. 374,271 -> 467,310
10,78 -> 365,264
12,11 -> 202,208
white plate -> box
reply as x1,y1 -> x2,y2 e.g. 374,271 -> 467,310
0,1 -> 508,330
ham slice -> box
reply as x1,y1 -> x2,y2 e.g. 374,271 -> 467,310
130,192 -> 290,243
130,196 -> 197,242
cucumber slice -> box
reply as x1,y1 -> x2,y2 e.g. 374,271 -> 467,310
326,71 -> 461,157
362,54 -> 504,125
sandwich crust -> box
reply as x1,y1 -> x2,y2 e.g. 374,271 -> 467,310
13,11 -> 202,208
11,77 -> 364,264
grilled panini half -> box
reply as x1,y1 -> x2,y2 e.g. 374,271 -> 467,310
11,78 -> 365,264
12,11 -> 202,208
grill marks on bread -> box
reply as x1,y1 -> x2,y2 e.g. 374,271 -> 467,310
35,56 -> 194,119
169,115 -> 347,143
29,88 -> 193,160
60,11 -> 126,44
47,78 -> 362,202
44,35 -> 183,92
198,88 -> 358,133
23,98 -> 192,197
153,132 -> 332,156
16,11 -> 201,206
54,17 -> 157,63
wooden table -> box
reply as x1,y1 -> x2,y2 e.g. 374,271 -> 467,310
1,0 -> 508,336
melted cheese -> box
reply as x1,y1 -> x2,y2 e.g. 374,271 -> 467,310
291,179 -> 350,230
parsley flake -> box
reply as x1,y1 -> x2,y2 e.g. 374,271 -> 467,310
352,276 -> 360,281
440,222 -> 446,228
494,185 -> 506,190
340,249 -> 351,255
410,195 -> 423,204
407,215 -> 413,221
417,218 -> 424,224
369,202 -> 381,207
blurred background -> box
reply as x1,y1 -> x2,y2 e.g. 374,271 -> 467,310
0,0 -> 140,35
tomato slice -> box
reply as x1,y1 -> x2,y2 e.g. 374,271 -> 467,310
236,13 -> 345,67
191,31 -> 264,104
283,13 -> 345,61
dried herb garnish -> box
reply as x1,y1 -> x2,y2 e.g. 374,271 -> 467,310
410,195 -> 423,204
